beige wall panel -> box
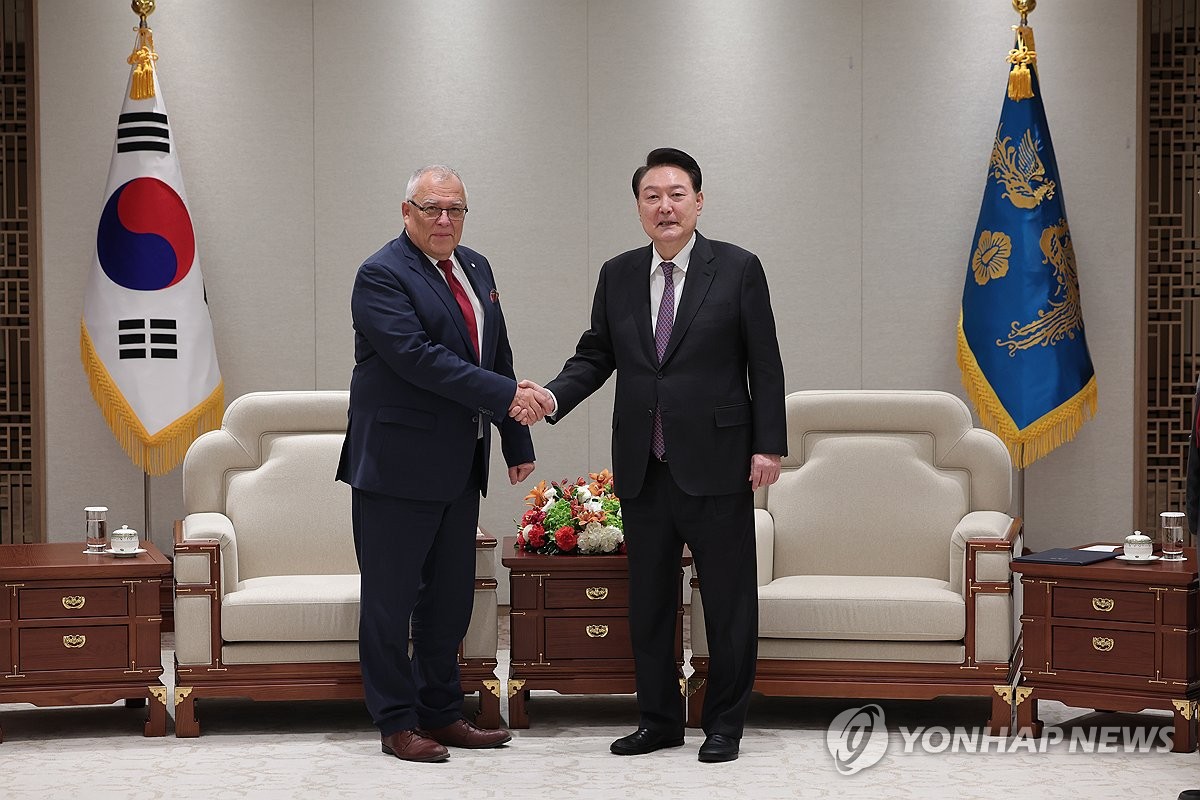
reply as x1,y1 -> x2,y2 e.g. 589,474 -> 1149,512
38,0 -> 315,550
583,0 -> 865,475
36,1 -> 1138,590
311,1 -> 590,580
862,0 -> 1136,549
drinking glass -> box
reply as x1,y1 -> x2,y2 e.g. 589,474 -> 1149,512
1159,511 -> 1187,561
84,506 -> 109,553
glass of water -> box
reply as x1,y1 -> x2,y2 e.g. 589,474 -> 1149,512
1159,511 -> 1187,561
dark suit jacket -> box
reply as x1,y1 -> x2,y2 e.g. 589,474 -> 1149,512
546,232 -> 786,499
336,230 -> 534,502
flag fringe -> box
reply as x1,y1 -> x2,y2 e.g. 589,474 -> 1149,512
127,26 -> 158,100
81,322 -> 224,476
956,322 -> 1096,470
1006,24 -> 1037,102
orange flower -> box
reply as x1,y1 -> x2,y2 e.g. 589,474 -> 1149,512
588,468 -> 613,495
577,508 -> 607,526
524,479 -> 550,508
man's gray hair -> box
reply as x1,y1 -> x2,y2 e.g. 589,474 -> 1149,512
406,165 -> 468,203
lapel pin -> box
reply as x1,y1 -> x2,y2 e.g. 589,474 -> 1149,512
490,289 -> 500,303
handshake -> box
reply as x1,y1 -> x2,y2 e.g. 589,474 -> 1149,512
510,379 -> 554,426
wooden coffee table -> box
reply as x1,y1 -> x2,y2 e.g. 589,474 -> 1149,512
1012,545 -> 1198,752
0,542 -> 173,741
501,537 -> 691,728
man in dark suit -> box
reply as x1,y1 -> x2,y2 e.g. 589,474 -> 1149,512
516,148 -> 787,762
337,165 -> 539,763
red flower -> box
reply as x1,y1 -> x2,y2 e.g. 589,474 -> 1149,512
521,508 -> 544,527
554,526 -> 578,552
516,530 -> 526,547
527,525 -> 546,548
618,540 -> 627,555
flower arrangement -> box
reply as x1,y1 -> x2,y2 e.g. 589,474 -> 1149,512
515,469 -> 624,555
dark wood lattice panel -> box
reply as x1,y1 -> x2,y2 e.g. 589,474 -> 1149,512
1143,0 -> 1200,534
0,0 -> 34,544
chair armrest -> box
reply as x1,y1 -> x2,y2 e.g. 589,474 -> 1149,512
179,512 -> 240,595
475,527 -> 497,580
754,508 -> 775,587
950,511 -> 1021,595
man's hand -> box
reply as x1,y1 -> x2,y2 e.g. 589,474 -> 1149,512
749,453 -> 782,491
509,462 -> 535,484
509,380 -> 555,425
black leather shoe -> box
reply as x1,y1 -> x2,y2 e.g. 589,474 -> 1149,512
1177,792 -> 1200,800
698,733 -> 740,763
610,727 -> 685,755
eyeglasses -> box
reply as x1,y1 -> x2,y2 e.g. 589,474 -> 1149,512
407,200 -> 468,221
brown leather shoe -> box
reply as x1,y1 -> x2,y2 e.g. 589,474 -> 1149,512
381,729 -> 449,762
422,718 -> 512,749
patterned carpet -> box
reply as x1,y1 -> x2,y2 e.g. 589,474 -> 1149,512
0,631 -> 1196,799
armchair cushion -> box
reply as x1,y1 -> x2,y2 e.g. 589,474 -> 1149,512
221,574 -> 360,642
758,575 -> 964,640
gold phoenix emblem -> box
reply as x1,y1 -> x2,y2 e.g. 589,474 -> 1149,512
997,219 -> 1084,355
990,125 -> 1056,210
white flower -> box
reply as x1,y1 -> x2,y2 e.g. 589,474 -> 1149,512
574,485 -> 592,501
584,497 -> 603,513
578,521 -> 624,554
521,524 -> 533,536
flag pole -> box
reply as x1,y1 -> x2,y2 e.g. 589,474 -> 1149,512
1017,462 -> 1027,532
144,471 -> 152,543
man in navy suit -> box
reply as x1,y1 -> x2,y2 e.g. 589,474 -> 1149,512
337,165 -> 539,762
516,148 -> 787,762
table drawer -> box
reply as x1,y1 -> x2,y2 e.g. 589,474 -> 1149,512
19,625 -> 130,671
544,616 -> 633,660
1052,586 -> 1155,624
18,586 -> 129,620
1051,626 -> 1156,677
544,578 -> 629,610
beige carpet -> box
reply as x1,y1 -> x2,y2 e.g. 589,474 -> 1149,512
0,630 -> 1196,799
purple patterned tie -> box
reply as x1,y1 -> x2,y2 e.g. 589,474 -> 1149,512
651,262 -> 675,460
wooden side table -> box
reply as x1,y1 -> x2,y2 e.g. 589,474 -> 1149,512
501,536 -> 691,728
0,542 -> 172,741
1012,545 -> 1199,752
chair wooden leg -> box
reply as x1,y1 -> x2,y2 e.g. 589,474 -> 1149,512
475,686 -> 501,729
174,689 -> 200,738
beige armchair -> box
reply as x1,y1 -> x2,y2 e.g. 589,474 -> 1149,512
172,390 -> 500,736
688,389 -> 1021,732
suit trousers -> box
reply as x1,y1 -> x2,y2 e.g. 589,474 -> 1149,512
352,442 -> 483,736
621,457 -> 758,738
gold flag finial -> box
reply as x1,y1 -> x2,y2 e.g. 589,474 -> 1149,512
127,0 -> 158,101
132,0 -> 156,25
1006,1 -> 1037,102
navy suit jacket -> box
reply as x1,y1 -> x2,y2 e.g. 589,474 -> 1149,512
546,231 -> 786,499
336,230 -> 534,502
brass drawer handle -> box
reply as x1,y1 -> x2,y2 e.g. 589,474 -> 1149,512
63,634 -> 87,649
1092,636 -> 1114,652
586,624 -> 609,638
585,587 -> 609,601
1092,597 -> 1113,612
62,595 -> 86,610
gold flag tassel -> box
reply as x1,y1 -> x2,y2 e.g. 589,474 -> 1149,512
1006,23 -> 1037,102
127,25 -> 158,100
81,322 -> 225,476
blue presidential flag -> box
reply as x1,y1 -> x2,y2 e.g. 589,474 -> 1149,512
956,22 -> 1096,469
81,23 -> 223,476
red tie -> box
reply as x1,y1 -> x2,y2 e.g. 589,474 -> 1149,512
437,259 -> 480,360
